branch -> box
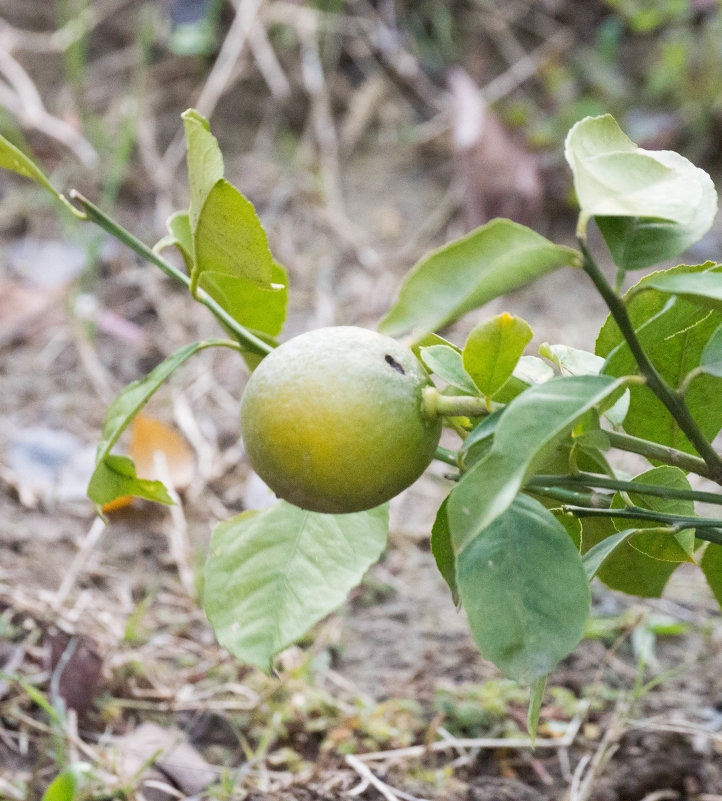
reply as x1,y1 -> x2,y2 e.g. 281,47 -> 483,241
579,238 -> 722,483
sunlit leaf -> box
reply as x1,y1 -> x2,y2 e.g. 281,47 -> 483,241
154,211 -> 193,272
456,494 -> 590,682
182,108 -> 224,231
463,313 -> 533,397
420,345 -> 479,395
204,502 -> 389,670
195,178 -> 274,288
565,115 -> 717,269
379,219 -> 580,342
87,454 -> 173,507
199,261 -> 287,337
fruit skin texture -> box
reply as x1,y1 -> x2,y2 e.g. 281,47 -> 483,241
240,326 -> 442,513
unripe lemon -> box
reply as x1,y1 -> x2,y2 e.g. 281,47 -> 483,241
240,326 -> 442,513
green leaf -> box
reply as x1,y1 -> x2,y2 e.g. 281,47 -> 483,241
581,516 -> 679,598
610,466 -> 696,563
582,528 -> 637,580
565,114 -> 717,270
430,497 -> 458,606
87,454 -> 173,507
700,543 -> 722,609
182,108 -> 224,231
700,323 -> 722,377
456,495 -> 590,682
596,212 -> 717,272
448,375 -> 624,553
195,178 -> 274,288
204,501 -> 389,670
554,511 -> 583,551
596,263 -> 722,453
633,269 -> 722,311
463,313 -> 533,397
420,345 -> 479,395
88,340 -> 232,507
379,219 -> 580,342
41,766 -> 87,801
540,343 -> 629,425
199,261 -> 287,336
0,132 -> 82,217
154,211 -> 194,272
527,675 -> 547,743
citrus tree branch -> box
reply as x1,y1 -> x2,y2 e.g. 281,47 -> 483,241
605,429 -> 712,479
562,504 -> 722,546
578,237 -> 722,482
529,473 -> 722,506
69,191 -> 274,358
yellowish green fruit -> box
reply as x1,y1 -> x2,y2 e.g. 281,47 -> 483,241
240,326 -> 442,513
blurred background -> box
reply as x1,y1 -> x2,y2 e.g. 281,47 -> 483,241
2,2 -> 722,799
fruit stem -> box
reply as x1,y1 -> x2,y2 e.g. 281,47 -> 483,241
422,387 -> 488,419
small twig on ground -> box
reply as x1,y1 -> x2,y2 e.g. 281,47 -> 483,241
346,754 -> 430,801
158,0 -> 264,183
355,699 -> 589,764
153,452 -> 196,600
0,49 -> 98,166
568,695 -> 628,801
53,516 -> 107,611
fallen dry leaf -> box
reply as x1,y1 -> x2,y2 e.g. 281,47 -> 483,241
114,721 -> 216,797
130,414 -> 195,490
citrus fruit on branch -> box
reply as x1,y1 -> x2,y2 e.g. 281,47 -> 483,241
240,326 -> 442,513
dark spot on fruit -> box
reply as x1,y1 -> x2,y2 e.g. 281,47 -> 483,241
385,354 -> 405,374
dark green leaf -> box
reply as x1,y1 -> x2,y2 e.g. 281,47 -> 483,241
430,497 -> 458,606
610,466 -> 696,563
700,323 -> 722,377
448,375 -> 624,553
596,263 -> 722,453
595,215 -> 715,272
700,543 -> 722,609
582,528 -> 637,580
527,675 -> 547,743
456,495 -> 590,682
581,516 -> 679,597
379,219 -> 580,342
463,313 -> 533,397
204,502 -> 389,670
